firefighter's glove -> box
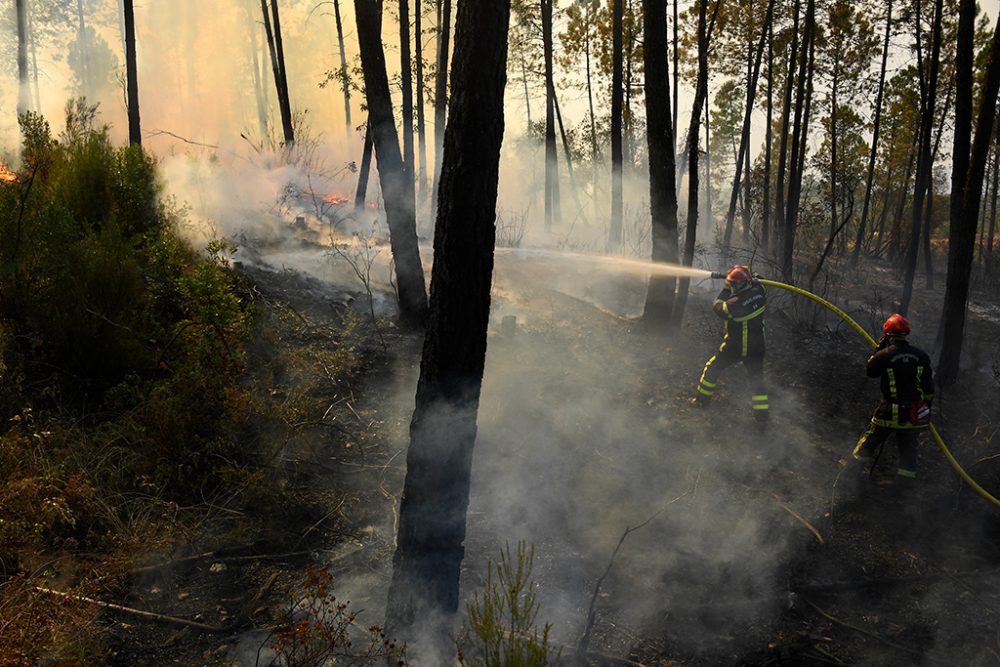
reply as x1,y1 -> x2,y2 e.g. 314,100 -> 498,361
876,334 -> 892,350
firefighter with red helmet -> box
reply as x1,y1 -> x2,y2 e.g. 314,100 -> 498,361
692,266 -> 768,421
853,313 -> 935,480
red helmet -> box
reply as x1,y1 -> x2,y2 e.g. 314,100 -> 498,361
883,313 -> 910,337
725,265 -> 753,291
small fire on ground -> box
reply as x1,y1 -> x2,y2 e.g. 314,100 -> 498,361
0,163 -> 16,183
323,192 -> 351,205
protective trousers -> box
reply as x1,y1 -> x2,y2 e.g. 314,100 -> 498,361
853,422 -> 918,478
696,351 -> 768,416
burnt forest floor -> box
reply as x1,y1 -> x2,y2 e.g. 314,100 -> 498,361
103,245 -> 1000,667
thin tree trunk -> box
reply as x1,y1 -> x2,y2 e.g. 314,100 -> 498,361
938,4 -> 1000,385
642,0 -> 680,328
673,0 -> 715,324
586,8 -> 598,162
401,0 -> 415,188
27,1 -> 40,112
782,0 -> 814,280
520,55 -> 531,131
542,0 -> 560,229
385,0 -> 511,655
270,0 -> 294,146
762,14 -> 773,255
724,0 -> 775,250
775,0 -> 801,267
415,0 -> 428,203
851,0 -> 892,268
673,0 -> 679,155
354,0 -> 427,325
987,130 -> 1000,275
610,0 -> 624,249
554,93 -> 588,223
900,0 -> 942,314
355,121 -> 374,211
888,131 -> 919,260
123,0 -> 141,145
333,0 -> 352,134
16,0 -> 28,117
431,0 -> 452,213
261,0 -> 293,146
245,7 -> 269,139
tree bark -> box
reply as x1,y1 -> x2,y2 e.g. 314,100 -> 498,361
642,0 -> 680,328
385,0 -> 511,655
354,0 -> 428,325
673,0 -> 679,155
762,13 -> 774,255
987,128 -> 1000,275
851,0 -> 892,268
270,0 -> 294,146
937,7 -> 1000,385
401,0 -> 415,212
610,0 -> 624,249
123,0 -> 141,145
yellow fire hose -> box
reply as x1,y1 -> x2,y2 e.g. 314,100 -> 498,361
757,278 -> 1000,509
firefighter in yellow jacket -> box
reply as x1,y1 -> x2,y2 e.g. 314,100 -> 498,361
853,313 -> 935,479
692,266 -> 768,421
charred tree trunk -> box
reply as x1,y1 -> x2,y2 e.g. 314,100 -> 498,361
610,0 -> 624,249
261,0 -> 294,146
673,0 -> 715,324
354,0 -> 427,325
851,0 -> 892,268
781,0 -> 815,280
762,14 -> 774,255
938,5 -> 1000,385
415,0 -> 428,203
15,0 -> 28,117
888,131 -> 919,260
642,0 -> 680,328
401,0 -> 415,186
988,129 -> 1000,275
900,0 -> 942,314
123,0 -> 141,145
775,0 -> 801,265
333,0 -> 351,134
355,121 -> 374,211
431,0 -> 452,213
385,0 -> 511,655
723,0 -> 775,251
542,0 -> 561,229
673,0 -> 679,154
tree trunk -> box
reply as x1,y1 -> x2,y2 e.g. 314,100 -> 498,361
641,0 -> 680,328
610,0 -> 624,250
123,0 -> 141,145
15,0 -> 28,117
887,131 -> 919,260
431,0 -> 452,213
385,0 -> 511,655
782,0 -> 815,280
987,130 -> 1000,275
937,5 -> 1000,385
899,0 -> 942,314
723,0 -> 775,250
415,0 -> 428,203
673,0 -> 714,325
542,0 -> 560,230
244,6 -> 269,139
762,14 -> 773,255
401,0 -> 415,207
355,121 -> 374,211
673,0 -> 679,155
851,0 -> 892,268
354,0 -> 428,325
554,93 -> 588,223
775,0 -> 801,267
333,0 -> 352,134
270,0 -> 294,146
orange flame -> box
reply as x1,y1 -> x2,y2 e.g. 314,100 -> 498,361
0,163 -> 16,183
323,192 -> 351,205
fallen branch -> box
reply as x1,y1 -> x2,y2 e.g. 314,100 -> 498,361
35,586 -> 228,633
130,549 -> 313,576
773,495 -> 824,544
800,596 -> 937,662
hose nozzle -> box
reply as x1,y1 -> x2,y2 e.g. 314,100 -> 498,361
710,271 -> 726,279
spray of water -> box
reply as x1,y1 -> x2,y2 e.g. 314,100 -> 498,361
495,247 -> 714,279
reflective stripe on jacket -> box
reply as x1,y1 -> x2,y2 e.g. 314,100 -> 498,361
713,280 -> 766,358
866,338 -> 935,428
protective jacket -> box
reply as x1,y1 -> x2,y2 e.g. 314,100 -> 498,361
713,280 -> 766,358
866,337 -> 935,428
